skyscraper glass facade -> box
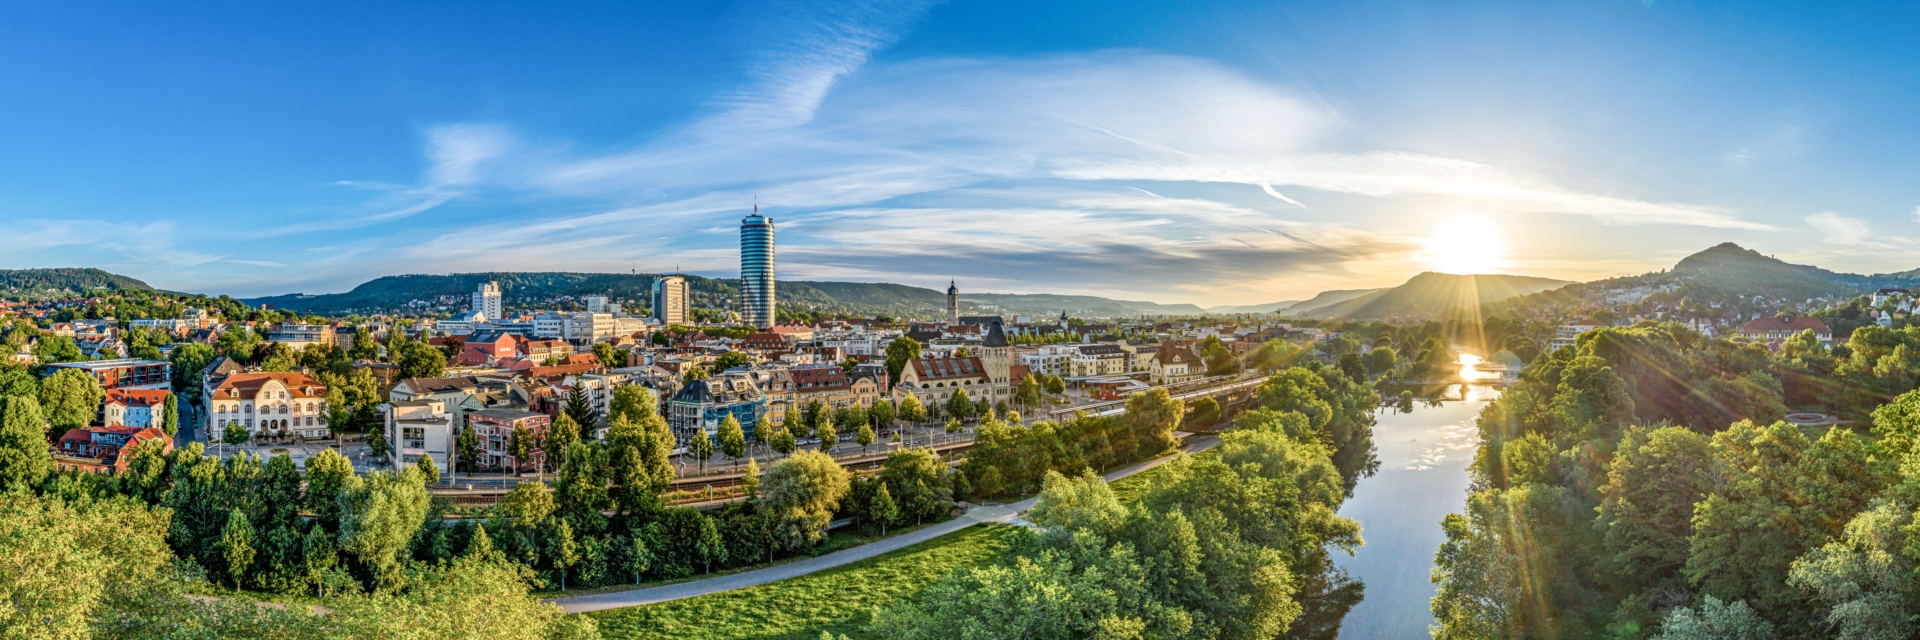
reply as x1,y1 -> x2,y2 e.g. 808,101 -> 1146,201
740,210 -> 776,328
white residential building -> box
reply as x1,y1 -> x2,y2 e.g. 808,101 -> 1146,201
472,282 -> 503,322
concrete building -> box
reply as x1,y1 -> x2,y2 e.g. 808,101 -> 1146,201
668,374 -> 766,447
652,275 -> 688,325
468,408 -> 551,471
385,399 -> 454,479
102,389 -> 170,428
44,359 -> 171,391
740,208 -> 776,329
472,281 -> 503,322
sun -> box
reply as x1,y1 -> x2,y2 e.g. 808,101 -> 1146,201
1419,218 -> 1508,274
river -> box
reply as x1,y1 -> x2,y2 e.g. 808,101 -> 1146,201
1333,384 -> 1495,639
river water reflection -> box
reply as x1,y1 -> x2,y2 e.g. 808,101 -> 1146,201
1333,384 -> 1495,639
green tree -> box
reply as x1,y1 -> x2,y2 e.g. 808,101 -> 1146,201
1683,421 -> 1888,626
304,448 -> 355,531
690,428 -> 715,472
710,349 -> 752,372
0,363 -> 37,399
224,422 -> 251,446
563,384 -> 597,432
1366,346 -> 1397,376
457,422 -> 481,472
784,405 -> 805,437
39,368 -> 104,434
885,337 -> 922,382
546,518 -> 580,590
1652,595 -> 1776,640
1015,373 -> 1043,407
770,427 -> 795,456
870,398 -> 896,430
338,468 -> 432,591
898,394 -> 927,424
591,342 -> 620,368
693,514 -> 726,573
507,425 -> 533,476
33,335 -> 85,363
814,422 -> 836,453
856,422 -> 875,455
220,509 -> 256,589
416,453 -> 441,485
1594,426 -> 1714,619
944,418 -> 962,435
160,392 -> 179,437
349,327 -> 379,361
547,413 -> 582,471
1026,469 -> 1126,534
868,482 -> 900,535
1043,374 -> 1066,396
302,523 -> 340,597
0,396 -> 52,492
742,458 -> 761,500
717,414 -> 747,464
397,341 -> 448,379
1120,388 -> 1182,460
946,388 -> 973,421
762,450 -> 851,549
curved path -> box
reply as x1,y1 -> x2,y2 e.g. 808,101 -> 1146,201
552,435 -> 1220,614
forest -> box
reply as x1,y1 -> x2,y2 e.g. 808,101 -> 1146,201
1431,321 -> 1920,639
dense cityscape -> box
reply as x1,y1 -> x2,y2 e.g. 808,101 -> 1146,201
15,3 -> 1920,640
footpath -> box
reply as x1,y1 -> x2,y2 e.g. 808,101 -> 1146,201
551,435 -> 1220,614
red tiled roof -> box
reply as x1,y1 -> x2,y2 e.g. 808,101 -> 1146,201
210,372 -> 328,400
910,357 -> 990,382
105,388 -> 170,408
1740,315 -> 1831,335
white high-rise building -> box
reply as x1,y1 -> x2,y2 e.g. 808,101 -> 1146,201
472,282 -> 502,322
653,275 -> 688,325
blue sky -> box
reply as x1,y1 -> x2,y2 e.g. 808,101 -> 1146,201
4,1 -> 1920,306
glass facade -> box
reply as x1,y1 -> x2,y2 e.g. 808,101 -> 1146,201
740,210 -> 776,328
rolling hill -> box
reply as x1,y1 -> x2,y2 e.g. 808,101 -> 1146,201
1492,242 -> 1920,315
1283,289 -> 1386,315
1206,300 -> 1300,314
241,272 -> 1215,318
0,268 -> 153,297
1297,273 -> 1573,321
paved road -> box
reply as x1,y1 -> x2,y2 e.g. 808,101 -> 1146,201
551,435 -> 1220,614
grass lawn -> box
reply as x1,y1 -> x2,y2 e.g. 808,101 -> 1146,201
587,525 -> 1017,640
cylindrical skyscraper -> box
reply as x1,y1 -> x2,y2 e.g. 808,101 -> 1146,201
740,207 -> 776,328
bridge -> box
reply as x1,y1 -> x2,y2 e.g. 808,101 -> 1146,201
1046,373 -> 1268,421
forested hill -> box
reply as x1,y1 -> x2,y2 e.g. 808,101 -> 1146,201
1282,288 -> 1387,315
1492,242 -> 1920,317
1671,241 -> 1917,299
240,272 -> 1211,317
1297,272 -> 1572,321
0,268 -> 153,297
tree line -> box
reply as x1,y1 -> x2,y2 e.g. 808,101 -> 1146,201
1430,321 -> 1920,639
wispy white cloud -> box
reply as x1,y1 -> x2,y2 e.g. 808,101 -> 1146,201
1806,211 -> 1874,245
202,13 -> 1772,303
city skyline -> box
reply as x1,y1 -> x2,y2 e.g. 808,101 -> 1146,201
9,2 -> 1920,306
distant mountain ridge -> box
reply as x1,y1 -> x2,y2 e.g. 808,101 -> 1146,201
1206,300 -> 1300,314
1494,242 -> 1920,314
240,272 -> 1215,317
1283,289 -> 1386,315
0,268 -> 153,296
1295,273 -> 1573,321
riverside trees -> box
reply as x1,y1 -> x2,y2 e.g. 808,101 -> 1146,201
1429,323 -> 1920,639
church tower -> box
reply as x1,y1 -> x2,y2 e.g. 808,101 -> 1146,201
980,319 -> 1013,404
946,280 -> 960,325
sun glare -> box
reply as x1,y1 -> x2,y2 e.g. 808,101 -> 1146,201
1420,218 -> 1507,274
